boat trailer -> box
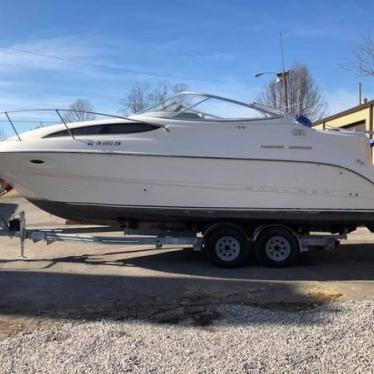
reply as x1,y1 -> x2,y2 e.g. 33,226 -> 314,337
0,207 -> 347,267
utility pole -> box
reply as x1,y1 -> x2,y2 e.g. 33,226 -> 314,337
358,82 -> 362,105
279,33 -> 289,112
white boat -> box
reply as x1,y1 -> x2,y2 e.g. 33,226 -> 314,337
1,92 -> 374,234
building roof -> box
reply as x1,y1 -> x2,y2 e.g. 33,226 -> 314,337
314,99 -> 374,125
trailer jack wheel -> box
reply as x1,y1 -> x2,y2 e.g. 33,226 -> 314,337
204,225 -> 250,268
255,227 -> 300,268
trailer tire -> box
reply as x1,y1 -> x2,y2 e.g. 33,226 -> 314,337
255,227 -> 300,268
204,225 -> 250,268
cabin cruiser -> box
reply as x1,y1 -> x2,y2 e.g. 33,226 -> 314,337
1,92 -> 374,234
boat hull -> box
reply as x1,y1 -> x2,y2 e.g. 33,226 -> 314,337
2,151 -> 374,228
28,198 -> 374,229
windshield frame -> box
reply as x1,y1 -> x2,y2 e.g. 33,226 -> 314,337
137,92 -> 284,121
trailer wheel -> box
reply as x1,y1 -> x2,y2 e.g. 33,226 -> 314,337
255,227 -> 300,268
204,225 -> 250,268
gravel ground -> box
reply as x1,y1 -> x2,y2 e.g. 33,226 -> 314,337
1,301 -> 373,373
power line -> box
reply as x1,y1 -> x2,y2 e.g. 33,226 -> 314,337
0,44 -> 246,84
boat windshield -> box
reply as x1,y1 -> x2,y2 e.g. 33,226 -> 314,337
136,92 -> 282,120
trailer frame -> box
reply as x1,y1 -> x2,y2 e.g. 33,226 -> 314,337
0,210 -> 347,265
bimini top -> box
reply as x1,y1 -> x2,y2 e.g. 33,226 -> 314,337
135,92 -> 285,121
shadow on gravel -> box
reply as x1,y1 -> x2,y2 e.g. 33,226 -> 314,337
2,241 -> 372,325
0,269 -> 341,326
2,242 -> 374,282
102,243 -> 374,282
123,243 -> 374,282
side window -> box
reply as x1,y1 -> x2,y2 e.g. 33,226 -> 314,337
44,122 -> 159,138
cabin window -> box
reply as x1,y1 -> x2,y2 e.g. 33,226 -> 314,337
44,122 -> 159,138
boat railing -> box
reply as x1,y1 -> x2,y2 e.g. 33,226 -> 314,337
0,108 -> 162,141
322,124 -> 374,136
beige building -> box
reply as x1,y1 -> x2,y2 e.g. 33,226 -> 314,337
314,99 -> 374,161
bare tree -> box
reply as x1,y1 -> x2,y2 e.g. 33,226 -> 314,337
63,99 -> 97,123
353,33 -> 374,76
257,62 -> 327,121
122,81 -> 189,114
123,82 -> 151,114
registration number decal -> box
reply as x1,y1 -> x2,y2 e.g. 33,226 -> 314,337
88,140 -> 122,146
